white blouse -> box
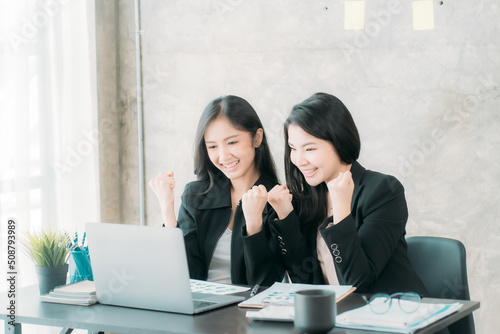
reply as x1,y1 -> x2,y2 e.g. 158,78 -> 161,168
316,229 -> 340,285
207,228 -> 232,284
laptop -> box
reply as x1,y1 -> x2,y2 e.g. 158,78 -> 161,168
85,222 -> 245,314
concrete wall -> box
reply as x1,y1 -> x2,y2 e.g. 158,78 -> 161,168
96,0 -> 140,224
96,1 -> 499,332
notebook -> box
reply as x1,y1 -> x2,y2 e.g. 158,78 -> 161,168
240,282 -> 356,309
85,222 -> 244,314
335,299 -> 463,333
52,280 -> 96,296
40,280 -> 97,306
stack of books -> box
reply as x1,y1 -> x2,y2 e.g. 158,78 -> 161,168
40,280 -> 97,306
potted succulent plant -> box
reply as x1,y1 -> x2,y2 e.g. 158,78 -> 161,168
22,229 -> 70,295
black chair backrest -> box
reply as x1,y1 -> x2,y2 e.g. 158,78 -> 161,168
406,236 -> 475,334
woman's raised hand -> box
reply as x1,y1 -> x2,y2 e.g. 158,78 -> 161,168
267,184 -> 293,220
326,171 -> 354,225
148,171 -> 177,227
242,185 -> 269,236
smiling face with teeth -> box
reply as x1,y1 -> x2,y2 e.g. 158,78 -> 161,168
287,124 -> 349,187
204,116 -> 262,184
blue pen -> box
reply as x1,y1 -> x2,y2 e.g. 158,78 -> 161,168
81,232 -> 86,251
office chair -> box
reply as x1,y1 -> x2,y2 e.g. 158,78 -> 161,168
406,236 -> 475,334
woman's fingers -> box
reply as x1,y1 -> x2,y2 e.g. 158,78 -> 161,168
268,184 -> 293,220
150,171 -> 176,189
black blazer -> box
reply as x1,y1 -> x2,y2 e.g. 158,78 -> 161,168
177,172 -> 285,286
269,162 -> 428,295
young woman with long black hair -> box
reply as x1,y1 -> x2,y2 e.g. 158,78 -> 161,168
149,95 -> 284,286
266,92 -> 427,295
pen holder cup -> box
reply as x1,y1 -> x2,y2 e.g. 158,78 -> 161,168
69,250 -> 93,283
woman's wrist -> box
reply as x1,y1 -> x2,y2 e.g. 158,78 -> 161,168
245,218 -> 263,236
162,207 -> 177,227
333,208 -> 350,225
276,206 -> 293,220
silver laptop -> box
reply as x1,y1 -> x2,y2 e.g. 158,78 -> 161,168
86,222 -> 244,314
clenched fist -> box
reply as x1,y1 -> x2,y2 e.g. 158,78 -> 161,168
267,184 -> 293,220
149,171 -> 177,227
242,185 -> 269,236
326,171 -> 354,225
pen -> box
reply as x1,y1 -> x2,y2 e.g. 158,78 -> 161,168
81,232 -> 86,250
250,284 -> 260,297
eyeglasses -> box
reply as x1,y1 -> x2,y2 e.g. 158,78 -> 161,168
362,292 -> 421,314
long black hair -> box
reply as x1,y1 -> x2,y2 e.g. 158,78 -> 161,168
194,95 -> 279,192
284,93 -> 360,226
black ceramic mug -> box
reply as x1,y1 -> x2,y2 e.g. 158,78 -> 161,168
294,289 -> 336,333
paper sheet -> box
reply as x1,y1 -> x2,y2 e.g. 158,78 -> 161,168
345,1 -> 365,30
336,299 -> 463,333
190,279 -> 250,295
246,305 -> 295,322
413,0 -> 435,30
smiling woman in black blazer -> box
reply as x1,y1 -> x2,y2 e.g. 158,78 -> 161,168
266,92 -> 428,295
149,95 -> 284,286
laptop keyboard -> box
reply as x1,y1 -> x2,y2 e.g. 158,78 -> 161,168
193,299 -> 218,309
